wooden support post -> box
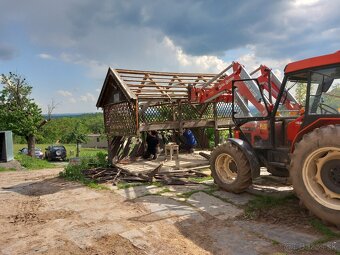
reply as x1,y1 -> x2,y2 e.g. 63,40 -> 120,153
178,101 -> 183,134
213,102 -> 219,147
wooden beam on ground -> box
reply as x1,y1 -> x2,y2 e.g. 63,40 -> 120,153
139,119 -> 233,131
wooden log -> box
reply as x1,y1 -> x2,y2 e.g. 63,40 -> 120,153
112,169 -> 122,184
199,152 -> 211,160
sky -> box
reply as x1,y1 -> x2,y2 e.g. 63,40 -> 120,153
0,0 -> 339,114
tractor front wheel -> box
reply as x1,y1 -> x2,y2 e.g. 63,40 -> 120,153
210,142 -> 252,193
290,125 -> 340,227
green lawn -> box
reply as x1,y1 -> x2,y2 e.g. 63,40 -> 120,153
0,167 -> 16,172
14,144 -> 107,158
13,144 -> 107,170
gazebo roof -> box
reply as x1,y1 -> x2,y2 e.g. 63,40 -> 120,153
96,67 -> 225,107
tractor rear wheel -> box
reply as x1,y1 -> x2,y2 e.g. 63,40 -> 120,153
210,142 -> 252,193
290,125 -> 340,227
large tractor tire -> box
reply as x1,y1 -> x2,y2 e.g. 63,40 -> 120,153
210,142 -> 252,193
290,125 -> 340,227
267,166 -> 289,177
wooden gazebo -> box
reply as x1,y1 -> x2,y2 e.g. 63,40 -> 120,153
96,68 -> 234,161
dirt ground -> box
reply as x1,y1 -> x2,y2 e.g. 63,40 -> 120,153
0,168 -> 339,255
0,169 -> 213,255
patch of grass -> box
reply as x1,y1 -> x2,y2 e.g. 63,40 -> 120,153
150,181 -> 163,187
202,185 -> 219,195
86,182 -> 110,190
116,181 -> 163,190
177,190 -> 202,199
0,167 -> 16,172
155,187 -> 171,195
310,219 -> 340,239
245,194 -> 296,218
116,182 -> 146,189
188,176 -> 213,183
176,185 -> 219,199
271,240 -> 280,245
15,154 -> 56,170
59,152 -> 111,190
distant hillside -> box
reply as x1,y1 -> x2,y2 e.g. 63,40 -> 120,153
43,112 -> 102,119
12,112 -> 105,144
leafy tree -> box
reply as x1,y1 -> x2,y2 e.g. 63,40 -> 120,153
63,122 -> 88,157
0,72 -> 45,156
295,82 -> 307,106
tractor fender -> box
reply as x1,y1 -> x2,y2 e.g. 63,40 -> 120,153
228,138 -> 260,179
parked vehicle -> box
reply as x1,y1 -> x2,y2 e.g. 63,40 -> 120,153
45,145 -> 67,161
19,148 -> 44,159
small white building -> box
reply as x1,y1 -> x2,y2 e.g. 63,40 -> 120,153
82,134 -> 108,149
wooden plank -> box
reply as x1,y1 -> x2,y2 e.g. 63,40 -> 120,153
110,68 -> 137,100
133,89 -> 188,93
116,69 -> 220,77
139,119 -> 233,131
119,137 -> 132,160
126,81 -> 220,85
127,84 -> 188,88
120,75 -> 225,81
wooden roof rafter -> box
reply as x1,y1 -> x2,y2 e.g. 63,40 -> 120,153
97,67 -> 225,107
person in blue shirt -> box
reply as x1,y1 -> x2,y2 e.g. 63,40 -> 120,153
182,129 -> 197,153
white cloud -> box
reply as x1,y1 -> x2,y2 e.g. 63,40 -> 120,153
236,46 -> 292,80
38,53 -> 55,60
57,90 -> 73,97
293,0 -> 319,6
68,97 -> 77,104
163,37 -> 227,73
60,53 -> 107,78
80,92 -> 96,102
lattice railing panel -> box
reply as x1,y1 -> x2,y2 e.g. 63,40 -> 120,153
139,102 -> 221,124
216,102 -> 233,118
104,102 -> 137,136
140,104 -> 174,123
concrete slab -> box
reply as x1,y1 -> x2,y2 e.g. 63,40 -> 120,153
235,221 -> 320,250
116,150 -> 209,173
167,184 -> 209,193
208,225 -> 273,255
324,239 -> 340,252
120,225 -> 161,254
115,185 -> 164,200
213,190 -> 255,206
135,195 -> 203,222
65,222 -> 127,249
187,192 -> 243,220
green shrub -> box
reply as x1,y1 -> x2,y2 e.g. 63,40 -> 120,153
15,154 -> 55,170
86,151 -> 108,168
60,152 -> 109,190
59,162 -> 88,181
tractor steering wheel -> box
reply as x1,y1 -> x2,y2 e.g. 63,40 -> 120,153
319,103 -> 339,114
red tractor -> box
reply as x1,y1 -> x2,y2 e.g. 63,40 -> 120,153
190,51 -> 340,226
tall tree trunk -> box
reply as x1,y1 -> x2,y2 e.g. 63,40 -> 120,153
27,134 -> 36,157
76,142 -> 80,157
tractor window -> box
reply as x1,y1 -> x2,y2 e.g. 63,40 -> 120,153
279,73 -> 308,117
308,67 -> 340,115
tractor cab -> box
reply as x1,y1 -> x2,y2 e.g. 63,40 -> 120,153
210,51 -> 340,226
231,52 -> 340,170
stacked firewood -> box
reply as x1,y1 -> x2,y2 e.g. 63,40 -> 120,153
82,164 -> 210,185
